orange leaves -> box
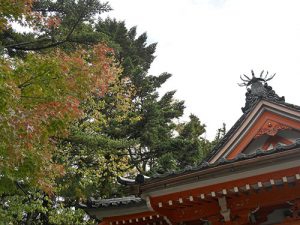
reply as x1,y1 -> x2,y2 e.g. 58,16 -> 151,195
46,16 -> 61,29
93,43 -> 114,61
0,42 -> 121,194
59,44 -> 119,98
90,44 -> 120,96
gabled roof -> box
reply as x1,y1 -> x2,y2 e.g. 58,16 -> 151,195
116,77 -> 300,193
81,196 -> 149,221
208,100 -> 300,162
83,74 -> 300,225
122,139 -> 300,195
206,81 -> 300,162
82,139 -> 300,220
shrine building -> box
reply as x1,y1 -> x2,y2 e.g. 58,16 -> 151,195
83,71 -> 300,225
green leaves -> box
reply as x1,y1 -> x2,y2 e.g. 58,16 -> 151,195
2,0 -> 111,54
0,1 -> 222,224
0,0 -> 32,29
0,190 -> 95,225
54,78 -> 137,200
0,44 -> 120,195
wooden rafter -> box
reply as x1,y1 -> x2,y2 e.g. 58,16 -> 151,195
148,167 -> 300,224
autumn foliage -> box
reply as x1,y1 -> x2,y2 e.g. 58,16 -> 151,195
0,0 -> 33,29
0,44 -> 119,194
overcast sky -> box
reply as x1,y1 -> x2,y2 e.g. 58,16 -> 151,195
103,0 -> 300,139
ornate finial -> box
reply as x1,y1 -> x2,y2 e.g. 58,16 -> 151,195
240,70 -> 284,113
238,70 -> 276,87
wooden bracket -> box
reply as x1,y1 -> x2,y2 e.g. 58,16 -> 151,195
255,119 -> 290,138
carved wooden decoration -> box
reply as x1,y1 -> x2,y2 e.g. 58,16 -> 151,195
262,135 -> 293,151
255,119 -> 291,138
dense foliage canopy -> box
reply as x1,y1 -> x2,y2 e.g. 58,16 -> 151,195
0,1 -> 225,224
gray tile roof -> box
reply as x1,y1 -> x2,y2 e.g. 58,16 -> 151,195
84,80 -> 300,209
142,138 -> 300,183
80,196 -> 144,209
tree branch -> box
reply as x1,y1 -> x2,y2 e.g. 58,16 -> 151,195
4,38 -> 51,49
11,40 -> 66,51
5,4 -> 88,51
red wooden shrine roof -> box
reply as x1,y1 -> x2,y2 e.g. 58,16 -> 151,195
84,145 -> 300,224
82,73 -> 300,225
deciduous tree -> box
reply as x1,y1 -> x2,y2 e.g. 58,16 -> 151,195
0,44 -> 119,224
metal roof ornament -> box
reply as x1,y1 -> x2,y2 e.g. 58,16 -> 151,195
238,70 -> 276,87
239,70 -> 285,113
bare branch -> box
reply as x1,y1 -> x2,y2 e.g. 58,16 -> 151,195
5,3 -> 89,51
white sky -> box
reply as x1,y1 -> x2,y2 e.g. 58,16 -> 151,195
103,0 -> 300,139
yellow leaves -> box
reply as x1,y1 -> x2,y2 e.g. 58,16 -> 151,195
0,43 -> 122,194
97,153 -> 131,178
37,161 -> 65,195
4,80 -> 21,99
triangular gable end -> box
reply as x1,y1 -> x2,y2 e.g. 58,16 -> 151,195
84,72 -> 300,225
209,100 -> 300,163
